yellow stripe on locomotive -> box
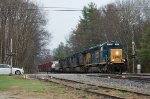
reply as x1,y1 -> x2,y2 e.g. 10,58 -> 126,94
85,52 -> 91,64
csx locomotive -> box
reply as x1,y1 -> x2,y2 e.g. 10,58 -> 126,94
58,41 -> 127,74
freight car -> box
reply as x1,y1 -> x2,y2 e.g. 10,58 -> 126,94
38,62 -> 53,73
58,41 -> 127,74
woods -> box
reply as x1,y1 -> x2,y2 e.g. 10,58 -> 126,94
0,0 -> 51,73
0,0 -> 149,73
53,0 -> 150,72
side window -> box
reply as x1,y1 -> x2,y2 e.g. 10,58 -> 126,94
4,65 -> 10,68
0,65 -> 6,68
2,65 -> 6,68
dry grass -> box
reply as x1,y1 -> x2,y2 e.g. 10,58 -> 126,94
0,76 -> 99,99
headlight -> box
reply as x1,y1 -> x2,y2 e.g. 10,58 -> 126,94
116,51 -> 119,55
122,59 -> 125,62
112,59 -> 114,61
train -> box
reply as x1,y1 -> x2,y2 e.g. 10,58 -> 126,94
57,41 -> 127,74
38,62 -> 53,73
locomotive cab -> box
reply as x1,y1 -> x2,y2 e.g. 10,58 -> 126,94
102,41 -> 127,74
104,42 -> 123,64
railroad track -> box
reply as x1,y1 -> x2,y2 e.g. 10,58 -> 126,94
30,74 -> 150,99
47,75 -> 124,99
28,74 -> 150,99
87,74 -> 150,83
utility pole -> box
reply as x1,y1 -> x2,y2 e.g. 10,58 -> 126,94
132,25 -> 136,73
10,38 -> 13,75
132,41 -> 135,73
105,33 -> 108,42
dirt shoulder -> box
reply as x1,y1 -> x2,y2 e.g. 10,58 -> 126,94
0,87 -> 99,99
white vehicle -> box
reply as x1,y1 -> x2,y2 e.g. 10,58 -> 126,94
0,64 -> 24,75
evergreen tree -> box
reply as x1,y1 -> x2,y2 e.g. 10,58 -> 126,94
53,42 -> 65,60
69,2 -> 101,52
138,24 -> 150,72
53,42 -> 72,60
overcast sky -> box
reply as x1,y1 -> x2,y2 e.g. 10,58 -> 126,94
32,0 -> 115,50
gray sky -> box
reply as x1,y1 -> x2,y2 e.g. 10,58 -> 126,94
32,0 -> 115,50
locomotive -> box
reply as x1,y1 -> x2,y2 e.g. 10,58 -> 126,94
58,41 -> 127,74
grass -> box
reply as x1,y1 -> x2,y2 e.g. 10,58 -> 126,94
0,75 -> 100,99
0,75 -> 95,99
0,76 -> 49,91
116,91 -> 129,98
0,75 -> 68,94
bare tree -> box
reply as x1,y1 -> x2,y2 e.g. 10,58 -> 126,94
0,0 -> 51,73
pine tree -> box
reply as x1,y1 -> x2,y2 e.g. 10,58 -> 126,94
138,24 -> 150,72
69,2 -> 101,52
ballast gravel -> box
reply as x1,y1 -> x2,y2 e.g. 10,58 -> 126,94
36,74 -> 150,95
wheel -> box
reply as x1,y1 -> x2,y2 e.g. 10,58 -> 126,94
15,70 -> 21,75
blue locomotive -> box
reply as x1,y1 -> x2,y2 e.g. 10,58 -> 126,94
58,41 -> 127,74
